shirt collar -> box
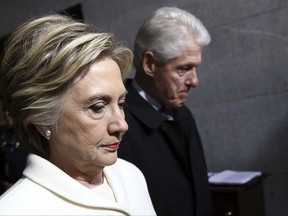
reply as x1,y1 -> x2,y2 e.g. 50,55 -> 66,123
131,80 -> 162,111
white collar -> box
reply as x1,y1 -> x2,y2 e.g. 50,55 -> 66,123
131,80 -> 161,111
23,154 -> 131,213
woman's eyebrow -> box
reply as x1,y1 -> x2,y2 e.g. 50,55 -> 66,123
86,94 -> 111,103
86,90 -> 128,103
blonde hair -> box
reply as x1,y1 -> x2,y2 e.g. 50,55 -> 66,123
0,14 -> 133,158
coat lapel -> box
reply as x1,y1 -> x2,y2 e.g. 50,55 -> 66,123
124,79 -> 163,130
125,80 -> 193,179
23,154 -> 131,215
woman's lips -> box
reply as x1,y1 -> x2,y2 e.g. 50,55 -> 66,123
102,143 -> 120,151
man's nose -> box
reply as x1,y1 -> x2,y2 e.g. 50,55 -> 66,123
185,69 -> 199,87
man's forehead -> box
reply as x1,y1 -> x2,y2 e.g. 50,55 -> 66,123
185,42 -> 202,56
186,49 -> 201,56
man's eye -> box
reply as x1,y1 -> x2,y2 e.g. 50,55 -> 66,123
90,103 -> 105,113
177,68 -> 190,76
177,65 -> 196,76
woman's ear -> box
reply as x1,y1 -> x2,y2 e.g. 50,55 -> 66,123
34,125 -> 45,136
35,125 -> 52,140
34,125 -> 46,137
142,51 -> 157,77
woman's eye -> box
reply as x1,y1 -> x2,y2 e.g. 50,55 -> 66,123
90,103 -> 105,113
119,101 -> 125,110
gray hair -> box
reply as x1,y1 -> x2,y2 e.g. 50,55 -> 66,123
0,14 -> 133,158
134,6 -> 211,69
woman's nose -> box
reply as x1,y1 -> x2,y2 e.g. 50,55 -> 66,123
117,115 -> 129,133
108,109 -> 129,135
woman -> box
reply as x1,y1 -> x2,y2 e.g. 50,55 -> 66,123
0,14 -> 155,215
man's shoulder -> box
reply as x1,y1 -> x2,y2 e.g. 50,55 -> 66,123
124,78 -> 134,91
123,79 -> 143,104
175,105 -> 194,119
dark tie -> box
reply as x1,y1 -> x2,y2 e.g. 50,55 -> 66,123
160,106 -> 174,121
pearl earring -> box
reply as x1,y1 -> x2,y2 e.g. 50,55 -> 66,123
45,129 -> 51,140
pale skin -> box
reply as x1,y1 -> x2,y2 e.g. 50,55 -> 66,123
44,57 -> 128,188
137,37 -> 203,107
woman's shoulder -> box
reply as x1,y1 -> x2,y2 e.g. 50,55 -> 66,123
107,159 -> 156,215
0,177 -> 38,211
108,158 -> 145,181
113,158 -> 142,172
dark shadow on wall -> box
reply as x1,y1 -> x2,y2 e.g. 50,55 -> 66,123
0,3 -> 84,60
253,115 -> 288,172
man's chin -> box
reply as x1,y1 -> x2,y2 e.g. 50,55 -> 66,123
167,100 -> 185,108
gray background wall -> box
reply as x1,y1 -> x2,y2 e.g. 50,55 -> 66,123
0,0 -> 287,215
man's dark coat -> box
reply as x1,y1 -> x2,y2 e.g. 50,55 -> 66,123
118,79 -> 212,216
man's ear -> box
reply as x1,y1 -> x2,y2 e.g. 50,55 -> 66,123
142,51 -> 157,77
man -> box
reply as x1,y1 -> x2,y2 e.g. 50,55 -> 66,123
118,6 -> 212,216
